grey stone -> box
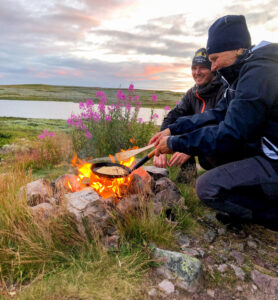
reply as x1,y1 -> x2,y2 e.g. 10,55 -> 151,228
218,228 -> 227,235
181,248 -> 199,257
116,194 -> 139,215
152,189 -> 183,207
158,279 -> 175,295
155,177 -> 179,194
143,166 -> 169,180
204,213 -> 217,224
230,250 -> 245,266
217,264 -> 228,273
31,202 -> 55,219
23,179 -> 54,206
204,229 -> 217,243
207,289 -> 215,297
154,248 -> 202,291
148,288 -> 157,297
156,267 -> 175,280
65,188 -> 111,237
175,232 -> 190,247
230,264 -> 246,280
251,270 -> 278,297
247,240 -> 258,249
196,249 -> 206,258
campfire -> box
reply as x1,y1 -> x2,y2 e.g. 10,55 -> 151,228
67,152 -> 138,199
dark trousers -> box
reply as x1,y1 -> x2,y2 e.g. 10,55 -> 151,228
196,155 -> 278,229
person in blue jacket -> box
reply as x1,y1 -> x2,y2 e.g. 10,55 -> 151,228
149,15 -> 278,230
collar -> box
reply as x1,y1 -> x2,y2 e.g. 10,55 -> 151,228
217,49 -> 251,85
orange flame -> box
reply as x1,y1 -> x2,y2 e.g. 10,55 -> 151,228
71,153 -> 135,199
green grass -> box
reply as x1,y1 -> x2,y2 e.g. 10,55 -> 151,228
0,84 -> 184,108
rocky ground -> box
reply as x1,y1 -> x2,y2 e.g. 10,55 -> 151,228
142,213 -> 278,300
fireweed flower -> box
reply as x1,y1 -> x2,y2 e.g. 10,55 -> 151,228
151,94 -> 157,103
79,102 -> 85,109
134,95 -> 139,101
116,90 -> 123,100
126,102 -> 132,111
98,102 -> 106,113
164,105 -> 170,111
96,91 -> 105,98
93,112 -> 101,122
86,99 -> 94,107
152,113 -> 159,119
138,117 -> 143,123
100,96 -> 107,103
86,131 -> 92,139
48,132 -> 55,137
128,84 -> 134,91
105,115 -> 111,122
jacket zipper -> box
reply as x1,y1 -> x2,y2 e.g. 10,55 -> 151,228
195,91 -> 206,113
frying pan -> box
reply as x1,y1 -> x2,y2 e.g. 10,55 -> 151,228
91,149 -> 155,178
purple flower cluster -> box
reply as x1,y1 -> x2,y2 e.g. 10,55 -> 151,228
38,130 -> 55,140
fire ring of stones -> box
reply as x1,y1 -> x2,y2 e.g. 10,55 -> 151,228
21,166 -> 184,239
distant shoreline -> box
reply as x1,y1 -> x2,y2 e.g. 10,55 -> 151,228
0,84 -> 183,109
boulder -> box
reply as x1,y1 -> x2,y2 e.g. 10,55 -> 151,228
65,188 -> 112,237
23,179 -> 53,206
31,202 -> 56,219
154,247 -> 202,292
251,270 -> 278,298
143,166 -> 168,180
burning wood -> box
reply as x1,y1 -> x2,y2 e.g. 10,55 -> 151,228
69,153 -> 136,199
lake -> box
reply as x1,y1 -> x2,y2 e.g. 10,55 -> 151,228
0,100 -> 166,125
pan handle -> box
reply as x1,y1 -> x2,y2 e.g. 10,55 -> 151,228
130,149 -> 155,173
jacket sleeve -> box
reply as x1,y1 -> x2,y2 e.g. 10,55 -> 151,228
160,90 -> 193,131
168,60 -> 276,157
168,95 -> 227,135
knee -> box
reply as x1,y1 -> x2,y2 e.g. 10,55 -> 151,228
195,170 -> 217,203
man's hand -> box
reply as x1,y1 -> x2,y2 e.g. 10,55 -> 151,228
149,128 -> 170,146
168,152 -> 191,167
153,154 -> 168,168
154,136 -> 174,156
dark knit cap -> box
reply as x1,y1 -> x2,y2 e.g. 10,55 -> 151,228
192,48 -> 211,69
206,15 -> 251,55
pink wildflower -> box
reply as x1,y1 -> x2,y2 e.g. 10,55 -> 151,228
116,90 -> 123,99
38,134 -> 45,140
100,96 -> 107,103
151,94 -> 157,103
98,102 -> 105,113
79,102 -> 85,109
151,113 -> 159,119
138,118 -> 143,123
96,90 -> 105,98
164,105 -> 170,111
86,99 -> 94,107
67,118 -> 73,125
134,95 -> 139,101
86,131 -> 92,139
128,84 -> 134,91
105,115 -> 111,122
48,132 -> 55,137
126,102 -> 131,111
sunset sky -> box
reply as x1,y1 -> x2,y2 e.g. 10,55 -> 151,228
1,0 -> 277,92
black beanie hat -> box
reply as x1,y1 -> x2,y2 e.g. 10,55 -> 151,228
192,48 -> 211,69
206,15 -> 251,55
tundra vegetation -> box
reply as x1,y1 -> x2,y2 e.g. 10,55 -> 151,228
0,85 -> 277,299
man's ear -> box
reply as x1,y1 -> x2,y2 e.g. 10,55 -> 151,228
235,48 -> 244,57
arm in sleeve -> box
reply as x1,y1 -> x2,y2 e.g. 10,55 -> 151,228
169,61 -> 276,156
160,91 -> 193,131
168,95 -> 227,135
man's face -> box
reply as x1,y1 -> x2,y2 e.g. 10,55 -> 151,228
208,50 -> 238,72
191,65 -> 214,86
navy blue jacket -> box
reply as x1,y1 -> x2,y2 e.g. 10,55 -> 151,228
167,42 -> 278,161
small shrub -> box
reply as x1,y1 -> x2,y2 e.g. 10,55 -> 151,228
15,132 -> 72,170
68,85 -> 159,158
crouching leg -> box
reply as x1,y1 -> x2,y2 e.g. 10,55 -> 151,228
196,156 -> 278,230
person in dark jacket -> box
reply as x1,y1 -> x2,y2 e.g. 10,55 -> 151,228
154,48 -> 225,182
150,15 -> 278,230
